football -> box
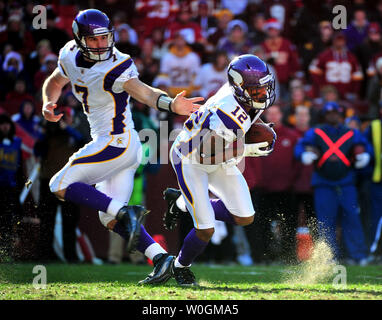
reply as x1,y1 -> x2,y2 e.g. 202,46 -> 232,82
245,123 -> 275,148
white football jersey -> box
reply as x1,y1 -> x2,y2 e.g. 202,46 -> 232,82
58,40 -> 138,139
173,83 -> 258,161
194,63 -> 227,99
159,49 -> 200,96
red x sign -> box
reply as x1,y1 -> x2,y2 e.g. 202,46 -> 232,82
314,128 -> 354,168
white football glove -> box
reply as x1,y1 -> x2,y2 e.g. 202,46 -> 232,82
301,151 -> 318,165
354,152 -> 370,169
244,142 -> 271,157
222,156 -> 243,169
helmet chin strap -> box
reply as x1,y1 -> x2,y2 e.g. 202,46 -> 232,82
251,109 -> 264,125
88,50 -> 110,61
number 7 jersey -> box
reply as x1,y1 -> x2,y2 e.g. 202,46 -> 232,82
57,40 -> 139,139
174,83 -> 258,160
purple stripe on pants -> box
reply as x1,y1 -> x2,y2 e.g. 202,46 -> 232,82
172,148 -> 193,205
71,145 -> 125,166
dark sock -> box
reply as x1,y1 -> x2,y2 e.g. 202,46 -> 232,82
113,223 -> 155,254
178,229 -> 208,266
64,182 -> 112,212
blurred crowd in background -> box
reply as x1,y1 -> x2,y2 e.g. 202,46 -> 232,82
0,0 -> 381,266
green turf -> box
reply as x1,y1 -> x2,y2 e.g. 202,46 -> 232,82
0,263 -> 381,300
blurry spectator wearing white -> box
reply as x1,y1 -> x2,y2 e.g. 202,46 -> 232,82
194,50 -> 229,99
157,31 -> 201,98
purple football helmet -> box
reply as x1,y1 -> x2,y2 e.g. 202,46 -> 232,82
227,54 -> 276,109
72,9 -> 114,61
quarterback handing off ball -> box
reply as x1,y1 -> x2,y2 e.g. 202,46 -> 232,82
245,123 -> 276,150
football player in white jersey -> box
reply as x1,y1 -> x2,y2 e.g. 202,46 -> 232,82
41,9 -> 203,284
162,54 -> 277,286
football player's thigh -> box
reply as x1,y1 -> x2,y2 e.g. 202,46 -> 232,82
208,166 -> 255,218
50,132 -> 141,192
174,161 -> 215,230
97,167 -> 137,227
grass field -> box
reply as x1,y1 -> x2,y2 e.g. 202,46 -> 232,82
1,262 -> 381,300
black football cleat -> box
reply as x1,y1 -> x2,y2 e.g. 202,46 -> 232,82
138,253 -> 175,285
171,263 -> 198,287
116,205 -> 150,253
163,188 -> 184,231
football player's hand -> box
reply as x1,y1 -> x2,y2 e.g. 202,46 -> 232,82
42,102 -> 63,122
244,142 -> 272,157
171,90 -> 204,116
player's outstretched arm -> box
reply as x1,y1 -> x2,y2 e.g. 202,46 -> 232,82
123,78 -> 204,116
42,67 -> 70,122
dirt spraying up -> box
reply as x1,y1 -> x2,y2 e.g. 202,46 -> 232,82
284,240 -> 336,285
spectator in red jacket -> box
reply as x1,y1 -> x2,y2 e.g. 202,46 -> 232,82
309,31 -> 364,101
261,18 -> 301,102
4,79 -> 36,116
243,105 -> 300,264
135,0 -> 179,39
165,3 -> 206,46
